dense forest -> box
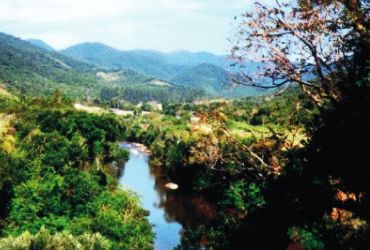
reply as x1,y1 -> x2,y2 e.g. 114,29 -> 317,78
0,93 -> 154,249
1,0 -> 370,249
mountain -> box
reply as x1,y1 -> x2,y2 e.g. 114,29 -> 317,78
60,43 -> 264,97
27,39 -> 55,51
0,33 -> 206,103
60,43 -> 230,79
170,63 -> 261,97
60,42 -> 264,97
125,49 -> 228,67
0,32 -> 99,98
166,50 -> 228,67
170,63 -> 229,95
96,68 -> 151,85
60,43 -> 186,80
0,32 -> 260,101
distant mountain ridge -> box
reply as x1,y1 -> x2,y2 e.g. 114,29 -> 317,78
170,63 -> 230,95
0,33 -> 208,103
60,43 -> 183,80
0,32 -> 263,100
0,32 -> 99,98
61,43 -> 228,67
27,39 -> 55,51
60,43 -> 229,80
165,50 -> 228,67
60,42 -> 262,96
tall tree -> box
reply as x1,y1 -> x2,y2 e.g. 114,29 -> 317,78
229,1 -> 370,249
231,0 -> 369,105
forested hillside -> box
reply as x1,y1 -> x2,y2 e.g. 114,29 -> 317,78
27,39 -> 55,51
61,43 -> 228,74
170,63 -> 262,97
0,35 -> 263,100
0,33 -> 207,103
61,42 -> 263,97
61,43 -> 188,80
0,33 -> 98,98
0,92 -> 154,249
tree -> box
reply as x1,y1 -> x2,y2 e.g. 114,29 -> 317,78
51,89 -> 62,106
0,227 -> 112,250
231,0 -> 370,105
229,1 -> 370,249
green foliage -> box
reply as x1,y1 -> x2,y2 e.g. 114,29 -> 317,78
61,42 -> 263,98
171,63 -> 262,97
1,32 -> 257,104
6,175 -> 69,234
230,88 -> 317,127
24,132 -> 71,169
164,143 -> 185,168
85,191 -> 154,250
100,84 -> 205,104
288,226 -> 325,250
1,9 -> 368,248
35,109 -> 126,161
0,227 -> 111,250
224,182 -> 266,213
0,33 -> 99,99
0,151 -> 37,188
123,83 -> 369,249
106,142 -> 129,162
61,42 -> 182,80
0,94 -> 153,249
63,169 -> 104,215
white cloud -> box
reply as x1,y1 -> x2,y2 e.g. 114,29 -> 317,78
0,0 -> 254,53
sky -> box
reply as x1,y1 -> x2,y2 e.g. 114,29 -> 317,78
0,0 -> 254,54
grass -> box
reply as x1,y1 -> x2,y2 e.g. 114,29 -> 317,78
74,103 -> 108,114
0,87 -> 18,100
228,120 -> 278,139
0,114 -> 14,138
228,119 -> 307,146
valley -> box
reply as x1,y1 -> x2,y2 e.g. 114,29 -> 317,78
0,32 -> 262,104
0,1 -> 369,249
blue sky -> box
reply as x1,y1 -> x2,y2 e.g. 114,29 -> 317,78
0,0 -> 254,54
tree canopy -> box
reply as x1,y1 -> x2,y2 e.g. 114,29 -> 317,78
231,0 -> 369,105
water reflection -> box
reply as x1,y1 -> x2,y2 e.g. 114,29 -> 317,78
151,165 -> 216,228
119,142 -> 214,250
119,142 -> 182,250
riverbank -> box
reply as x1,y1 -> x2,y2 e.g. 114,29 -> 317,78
119,142 -> 182,250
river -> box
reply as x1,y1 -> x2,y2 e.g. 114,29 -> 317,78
119,142 -> 183,250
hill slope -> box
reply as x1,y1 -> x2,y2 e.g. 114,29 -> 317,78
170,64 -> 262,97
27,39 -> 55,51
61,43 -> 186,80
60,43 -> 230,79
170,63 -> 229,95
0,33 -> 260,101
60,42 -> 262,97
0,33 -> 206,103
166,50 -> 227,67
0,33 -> 99,98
